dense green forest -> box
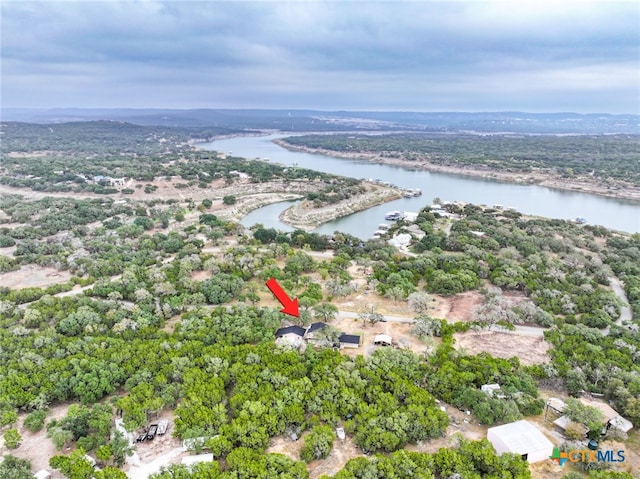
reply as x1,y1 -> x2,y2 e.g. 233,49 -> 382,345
0,122 -> 638,478
281,133 -> 640,186
0,121 -> 236,155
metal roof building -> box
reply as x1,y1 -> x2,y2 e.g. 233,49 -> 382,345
487,420 -> 554,463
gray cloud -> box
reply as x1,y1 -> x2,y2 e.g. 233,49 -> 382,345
1,0 -> 638,112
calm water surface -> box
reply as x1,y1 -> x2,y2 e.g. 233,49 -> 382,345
201,134 -> 640,237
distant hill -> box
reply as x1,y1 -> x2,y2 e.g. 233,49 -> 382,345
2,108 -> 638,134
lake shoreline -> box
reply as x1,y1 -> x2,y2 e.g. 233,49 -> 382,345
278,184 -> 402,231
273,139 -> 640,203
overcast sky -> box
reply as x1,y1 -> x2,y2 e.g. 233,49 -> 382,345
2,0 -> 638,113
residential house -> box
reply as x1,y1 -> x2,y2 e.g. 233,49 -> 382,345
274,325 -> 306,348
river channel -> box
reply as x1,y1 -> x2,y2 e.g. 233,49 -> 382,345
201,134 -> 640,238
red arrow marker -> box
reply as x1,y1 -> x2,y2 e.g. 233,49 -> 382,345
265,277 -> 299,317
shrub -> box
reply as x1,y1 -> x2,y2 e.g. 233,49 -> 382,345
24,409 -> 47,432
0,409 -> 18,427
3,428 -> 21,449
300,425 -> 334,462
564,421 -> 588,440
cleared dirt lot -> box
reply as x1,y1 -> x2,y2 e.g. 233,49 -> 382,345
0,264 -> 72,289
267,433 -> 362,479
433,289 -> 528,323
9,403 -> 71,478
330,313 -> 432,357
433,290 -> 483,322
453,330 -> 550,366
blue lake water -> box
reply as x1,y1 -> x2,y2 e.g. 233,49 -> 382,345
201,134 -> 640,237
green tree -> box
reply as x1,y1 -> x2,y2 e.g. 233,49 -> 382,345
564,398 -> 606,438
0,409 -> 18,426
300,425 -> 334,462
407,291 -> 431,313
94,468 -> 129,479
50,449 -> 95,479
3,428 -> 22,449
313,303 -> 339,322
24,409 -> 47,432
0,455 -> 32,479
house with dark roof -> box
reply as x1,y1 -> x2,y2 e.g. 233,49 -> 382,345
275,325 -> 306,338
275,324 -> 361,350
274,325 -> 306,348
306,322 -> 327,335
339,333 -> 361,349
305,322 -> 327,340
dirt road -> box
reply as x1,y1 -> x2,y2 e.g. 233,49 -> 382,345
338,310 -> 546,337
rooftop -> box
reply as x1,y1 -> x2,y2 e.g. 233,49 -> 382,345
488,420 -> 553,454
275,325 -> 306,338
307,322 -> 328,334
579,397 -> 619,422
339,333 -> 361,344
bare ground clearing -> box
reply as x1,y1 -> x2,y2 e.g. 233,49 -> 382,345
432,291 -> 483,322
267,434 -> 361,479
0,264 -> 72,289
453,331 -> 550,365
432,289 -> 528,323
8,403 -> 72,478
407,402 -> 486,455
0,245 -> 16,257
330,314 -> 433,358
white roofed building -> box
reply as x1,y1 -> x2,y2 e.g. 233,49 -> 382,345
373,334 -> 392,346
487,420 -> 554,463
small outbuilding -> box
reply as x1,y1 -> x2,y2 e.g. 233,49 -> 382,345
487,420 -> 554,463
373,334 -> 392,346
577,398 -> 631,434
339,333 -> 361,349
34,471 -> 51,479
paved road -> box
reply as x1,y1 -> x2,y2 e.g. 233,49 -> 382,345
492,324 -> 545,338
338,310 -> 415,324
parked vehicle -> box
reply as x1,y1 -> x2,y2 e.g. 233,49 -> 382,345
157,419 -> 169,435
146,424 -> 158,440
